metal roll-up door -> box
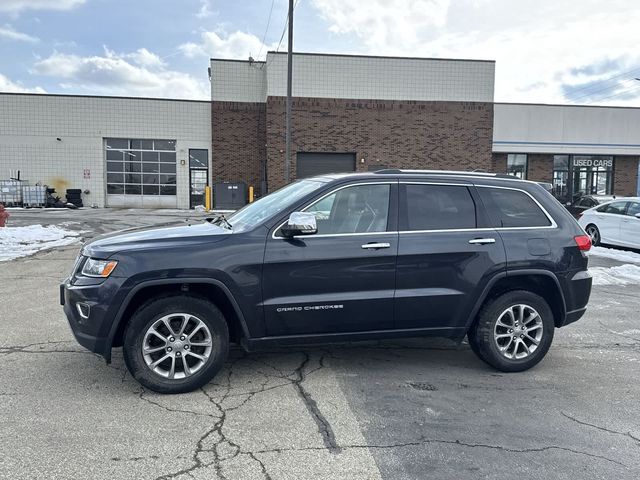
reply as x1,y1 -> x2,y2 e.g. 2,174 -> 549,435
296,152 -> 356,178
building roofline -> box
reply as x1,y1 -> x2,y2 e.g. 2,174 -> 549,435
495,101 -> 640,111
209,57 -> 266,64
0,92 -> 211,104
212,51 -> 495,64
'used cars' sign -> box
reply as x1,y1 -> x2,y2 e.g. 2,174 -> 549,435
573,157 -> 613,168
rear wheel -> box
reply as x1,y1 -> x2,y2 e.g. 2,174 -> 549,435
585,224 -> 600,246
469,290 -> 555,372
123,295 -> 229,394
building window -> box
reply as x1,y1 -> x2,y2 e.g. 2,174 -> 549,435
105,138 -> 177,196
507,154 -> 527,179
553,155 -> 570,202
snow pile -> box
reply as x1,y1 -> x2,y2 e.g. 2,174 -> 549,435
590,265 -> 640,285
0,225 -> 81,261
588,246 -> 640,265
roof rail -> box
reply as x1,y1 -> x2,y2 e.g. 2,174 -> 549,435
372,169 -> 517,179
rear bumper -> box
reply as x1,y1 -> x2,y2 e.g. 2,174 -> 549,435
556,269 -> 592,328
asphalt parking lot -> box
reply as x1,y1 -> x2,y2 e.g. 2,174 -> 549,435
1,209 -> 639,480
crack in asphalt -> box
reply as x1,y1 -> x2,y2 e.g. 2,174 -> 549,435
0,340 -> 92,356
149,352 -> 344,479
562,412 -> 640,445
245,437 -> 628,468
291,352 -> 342,454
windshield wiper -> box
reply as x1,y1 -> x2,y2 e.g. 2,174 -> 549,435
206,213 -> 232,229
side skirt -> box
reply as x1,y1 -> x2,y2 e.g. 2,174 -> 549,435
242,326 -> 466,351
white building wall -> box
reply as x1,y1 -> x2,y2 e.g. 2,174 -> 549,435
211,52 -> 495,103
266,53 -> 495,102
0,94 -> 211,208
493,103 -> 640,155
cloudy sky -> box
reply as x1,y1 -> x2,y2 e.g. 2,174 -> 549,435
1,0 -> 639,105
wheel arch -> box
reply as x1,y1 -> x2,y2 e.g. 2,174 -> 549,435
106,278 -> 251,363
466,270 -> 567,332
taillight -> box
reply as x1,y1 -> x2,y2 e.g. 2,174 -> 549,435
574,235 -> 592,251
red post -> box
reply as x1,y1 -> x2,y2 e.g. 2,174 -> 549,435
0,204 -> 9,227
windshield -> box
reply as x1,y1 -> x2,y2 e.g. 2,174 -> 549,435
227,179 -> 326,232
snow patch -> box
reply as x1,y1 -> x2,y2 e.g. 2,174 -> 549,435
590,264 -> 640,285
0,225 -> 81,261
588,246 -> 640,265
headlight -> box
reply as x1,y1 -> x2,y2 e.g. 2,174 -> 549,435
81,258 -> 118,278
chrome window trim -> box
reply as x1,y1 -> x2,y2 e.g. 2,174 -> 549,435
271,181 -> 396,240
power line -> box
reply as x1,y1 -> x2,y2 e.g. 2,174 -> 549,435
256,0 -> 276,61
567,65 -> 640,101
276,0 -> 300,53
586,83 -> 640,104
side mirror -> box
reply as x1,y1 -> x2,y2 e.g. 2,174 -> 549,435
281,212 -> 317,237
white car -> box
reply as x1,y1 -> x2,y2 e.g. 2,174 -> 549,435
578,197 -> 640,249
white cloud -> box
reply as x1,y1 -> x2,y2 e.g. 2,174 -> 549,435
311,0 -> 640,105
196,0 -> 215,19
0,72 -> 45,93
179,30 -> 275,60
32,47 -> 208,99
0,0 -> 85,12
0,24 -> 38,42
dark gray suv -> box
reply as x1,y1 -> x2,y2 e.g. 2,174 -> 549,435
61,170 -> 593,393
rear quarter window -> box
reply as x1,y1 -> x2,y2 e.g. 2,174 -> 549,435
478,187 -> 552,228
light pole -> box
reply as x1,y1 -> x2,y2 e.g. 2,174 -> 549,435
284,0 -> 293,184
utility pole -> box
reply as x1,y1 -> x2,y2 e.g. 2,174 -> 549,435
284,0 -> 293,184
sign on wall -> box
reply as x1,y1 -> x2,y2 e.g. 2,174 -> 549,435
83,169 -> 91,179
572,158 -> 613,168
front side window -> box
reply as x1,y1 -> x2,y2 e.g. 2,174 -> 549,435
597,201 -> 628,215
507,154 -> 528,179
478,187 -> 552,228
230,179 -> 325,232
400,184 -> 476,231
305,184 -> 390,235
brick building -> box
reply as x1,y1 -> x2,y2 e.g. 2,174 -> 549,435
210,52 -> 496,195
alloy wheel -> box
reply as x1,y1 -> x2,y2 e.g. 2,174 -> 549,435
493,304 -> 544,360
586,225 -> 599,245
142,313 -> 213,379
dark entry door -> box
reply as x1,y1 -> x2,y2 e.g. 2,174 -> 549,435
296,152 -> 356,178
189,149 -> 209,209
263,182 -> 398,336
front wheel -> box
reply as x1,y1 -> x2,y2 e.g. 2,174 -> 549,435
468,290 -> 555,372
123,295 -> 229,394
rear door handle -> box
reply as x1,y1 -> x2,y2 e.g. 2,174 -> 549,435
468,238 -> 496,245
361,242 -> 391,249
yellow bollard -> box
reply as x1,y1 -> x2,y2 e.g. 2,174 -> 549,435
249,185 -> 254,203
205,186 -> 212,211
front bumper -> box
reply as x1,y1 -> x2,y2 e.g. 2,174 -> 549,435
60,278 -> 120,360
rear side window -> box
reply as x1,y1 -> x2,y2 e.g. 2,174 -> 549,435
597,201 -> 627,215
400,184 -> 476,230
627,202 -> 640,217
478,187 -> 551,228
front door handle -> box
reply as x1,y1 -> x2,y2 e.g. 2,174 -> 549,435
361,242 -> 391,249
468,238 -> 496,245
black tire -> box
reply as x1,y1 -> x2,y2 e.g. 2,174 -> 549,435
123,295 -> 229,394
469,290 -> 555,372
585,224 -> 600,246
